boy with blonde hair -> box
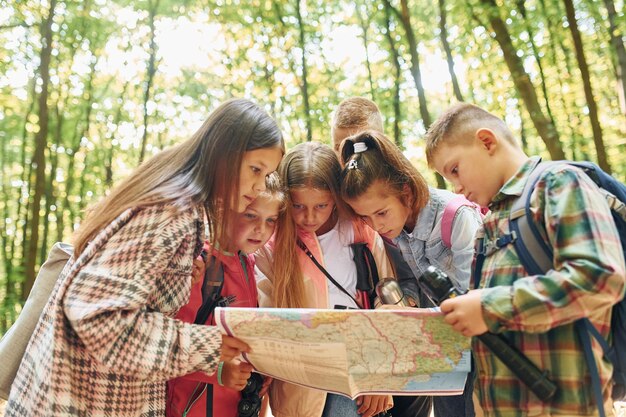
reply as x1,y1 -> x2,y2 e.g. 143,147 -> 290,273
426,102 -> 626,417
331,97 -> 384,153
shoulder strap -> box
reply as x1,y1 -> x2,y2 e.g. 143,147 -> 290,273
348,222 -> 383,308
189,254 -> 223,417
297,238 -> 361,308
441,195 -> 483,249
350,242 -> 379,309
194,254 -> 225,325
509,161 -> 554,276
353,220 -> 366,243
511,160 -> 613,416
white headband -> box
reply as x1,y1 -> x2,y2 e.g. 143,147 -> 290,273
353,142 -> 368,154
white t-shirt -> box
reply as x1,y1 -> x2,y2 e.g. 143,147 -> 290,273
317,220 -> 359,309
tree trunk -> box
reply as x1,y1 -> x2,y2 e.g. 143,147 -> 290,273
516,0 -> 557,128
24,0 -> 57,297
294,0 -> 312,142
390,0 -> 432,128
39,142 -> 57,264
41,104 -> 63,262
536,0 -> 578,158
383,0 -> 446,188
6,77 -> 36,294
563,0 -> 611,173
62,59 -> 97,236
383,2 -> 402,147
518,101 -> 528,153
1,102 -> 13,320
139,0 -> 160,163
356,4 -> 376,101
602,0 -> 626,115
105,83 -> 129,187
438,0 -> 464,102
16,76 -> 39,294
480,0 -> 565,161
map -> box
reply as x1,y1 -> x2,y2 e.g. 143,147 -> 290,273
215,307 -> 471,398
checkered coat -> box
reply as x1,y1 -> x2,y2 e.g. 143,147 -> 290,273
5,204 -> 223,416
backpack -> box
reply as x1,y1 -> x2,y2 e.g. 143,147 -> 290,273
441,194 -> 488,249
194,250 -> 225,325
0,242 -> 73,400
351,221 -> 383,309
475,160 -> 626,415
169,250 -> 225,417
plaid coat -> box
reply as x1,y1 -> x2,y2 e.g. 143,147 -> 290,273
5,204 -> 223,416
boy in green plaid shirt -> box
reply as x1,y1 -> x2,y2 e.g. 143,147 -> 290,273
424,103 -> 626,417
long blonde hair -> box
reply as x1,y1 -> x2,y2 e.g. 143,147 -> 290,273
340,130 -> 429,222
73,98 -> 284,254
272,142 -> 349,308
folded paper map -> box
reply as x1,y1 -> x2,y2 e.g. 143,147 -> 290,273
215,307 -> 470,398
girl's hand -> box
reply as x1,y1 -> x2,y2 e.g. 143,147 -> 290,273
221,360 -> 254,391
191,256 -> 205,285
356,394 -> 393,417
259,376 -> 273,397
440,289 -> 488,336
220,335 -> 251,361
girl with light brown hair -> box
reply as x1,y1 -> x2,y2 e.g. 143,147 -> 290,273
5,98 -> 284,417
255,141 -> 395,417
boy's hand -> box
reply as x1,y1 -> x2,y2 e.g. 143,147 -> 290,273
356,394 -> 393,417
220,335 -> 251,361
221,360 -> 254,391
440,290 -> 488,336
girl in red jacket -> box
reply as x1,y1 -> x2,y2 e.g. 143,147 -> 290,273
167,173 -> 286,417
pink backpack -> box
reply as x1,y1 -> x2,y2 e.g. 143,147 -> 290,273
440,194 -> 488,249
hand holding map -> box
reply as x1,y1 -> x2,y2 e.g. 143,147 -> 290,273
215,307 -> 470,399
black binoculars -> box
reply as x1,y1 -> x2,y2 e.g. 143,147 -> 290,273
237,372 -> 264,417
418,266 -> 557,402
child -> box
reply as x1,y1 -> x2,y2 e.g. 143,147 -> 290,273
167,173 -> 286,417
255,142 -> 395,417
333,96 -> 458,417
425,102 -> 626,416
339,130 -> 482,417
5,98 -> 283,416
331,96 -> 384,155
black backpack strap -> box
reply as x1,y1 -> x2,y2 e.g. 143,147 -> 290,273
205,383 -> 214,417
473,229 -> 486,290
194,254 -> 225,325
186,254 -> 224,416
351,241 -> 380,307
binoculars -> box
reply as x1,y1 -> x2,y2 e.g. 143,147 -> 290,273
237,373 -> 264,417
418,266 -> 557,402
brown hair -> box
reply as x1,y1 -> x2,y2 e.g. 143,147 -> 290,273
257,171 -> 288,215
332,97 -> 383,132
340,130 -> 429,221
424,102 -> 517,166
272,142 -> 350,308
73,98 -> 284,254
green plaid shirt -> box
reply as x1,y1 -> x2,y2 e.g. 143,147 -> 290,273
474,156 -> 625,417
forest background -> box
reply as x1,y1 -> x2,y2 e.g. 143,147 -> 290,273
0,0 -> 625,334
